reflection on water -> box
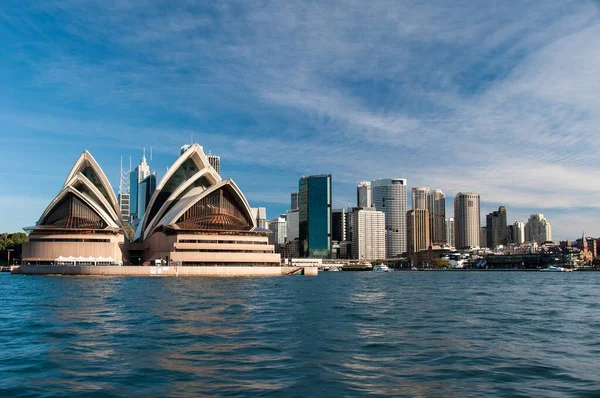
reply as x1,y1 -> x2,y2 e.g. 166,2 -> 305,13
1,272 -> 600,396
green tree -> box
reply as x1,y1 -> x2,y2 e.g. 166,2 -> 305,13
432,258 -> 451,268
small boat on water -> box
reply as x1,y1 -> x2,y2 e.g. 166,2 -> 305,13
540,265 -> 571,272
373,264 -> 391,272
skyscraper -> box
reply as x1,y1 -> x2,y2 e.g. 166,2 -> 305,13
407,209 -> 430,256
208,154 -> 220,175
286,209 -> 299,241
130,149 -> 151,222
331,209 -> 346,243
411,187 -> 430,210
514,221 -> 525,244
357,181 -> 372,208
446,218 -> 455,247
525,214 -> 552,244
299,175 -> 332,258
268,217 -> 286,252
454,192 -> 480,248
251,207 -> 268,229
371,178 -> 407,257
429,189 -> 446,245
480,227 -> 487,248
486,206 -> 508,248
290,191 -> 299,210
507,225 -> 515,244
351,207 -> 386,261
137,174 -> 156,221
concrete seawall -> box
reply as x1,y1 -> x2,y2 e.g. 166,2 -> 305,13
13,265 -> 318,277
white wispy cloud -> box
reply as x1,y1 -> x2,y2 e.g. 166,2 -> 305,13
0,0 -> 599,239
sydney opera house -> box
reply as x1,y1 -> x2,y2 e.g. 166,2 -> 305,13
19,144 -> 288,276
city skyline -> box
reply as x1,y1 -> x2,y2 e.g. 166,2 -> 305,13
1,1 -> 600,240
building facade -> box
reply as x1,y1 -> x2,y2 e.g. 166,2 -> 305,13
514,221 -> 525,244
290,191 -> 299,210
23,145 -> 282,269
299,175 -> 332,258
371,178 -> 407,257
268,217 -> 287,252
486,206 -> 507,248
525,214 -> 552,244
208,154 -> 220,175
480,227 -> 487,248
351,207 -> 386,261
137,174 -> 156,221
251,207 -> 268,229
429,189 -> 446,245
446,218 -> 455,247
407,209 -> 430,256
331,208 -> 346,243
411,187 -> 430,210
454,192 -> 480,248
139,144 -> 280,266
357,181 -> 372,208
286,209 -> 299,241
22,151 -> 125,265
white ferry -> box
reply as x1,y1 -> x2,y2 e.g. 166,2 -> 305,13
540,266 -> 570,272
373,264 -> 392,272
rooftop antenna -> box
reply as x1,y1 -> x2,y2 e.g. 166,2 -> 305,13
143,147 -> 146,160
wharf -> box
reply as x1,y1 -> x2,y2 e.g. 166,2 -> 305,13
12,265 -> 318,277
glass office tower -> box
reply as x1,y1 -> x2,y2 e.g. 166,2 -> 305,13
129,170 -> 138,221
299,174 -> 332,258
137,174 -> 157,221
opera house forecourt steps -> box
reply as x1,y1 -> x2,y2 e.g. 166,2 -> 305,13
16,145 -> 316,277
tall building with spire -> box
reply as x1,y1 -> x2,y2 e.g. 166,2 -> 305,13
129,149 -> 151,224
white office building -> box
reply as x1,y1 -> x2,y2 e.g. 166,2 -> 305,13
357,181 -> 372,208
371,178 -> 407,257
251,207 -> 268,229
514,221 -> 525,244
268,217 -> 287,252
351,208 -> 386,261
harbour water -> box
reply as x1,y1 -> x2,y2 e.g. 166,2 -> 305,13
1,272 -> 599,397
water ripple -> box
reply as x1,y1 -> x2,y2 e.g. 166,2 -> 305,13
1,273 -> 600,396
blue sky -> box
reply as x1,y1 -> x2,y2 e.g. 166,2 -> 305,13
1,0 -> 599,240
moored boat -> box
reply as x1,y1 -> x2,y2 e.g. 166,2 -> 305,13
373,264 -> 391,272
540,265 -> 570,272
